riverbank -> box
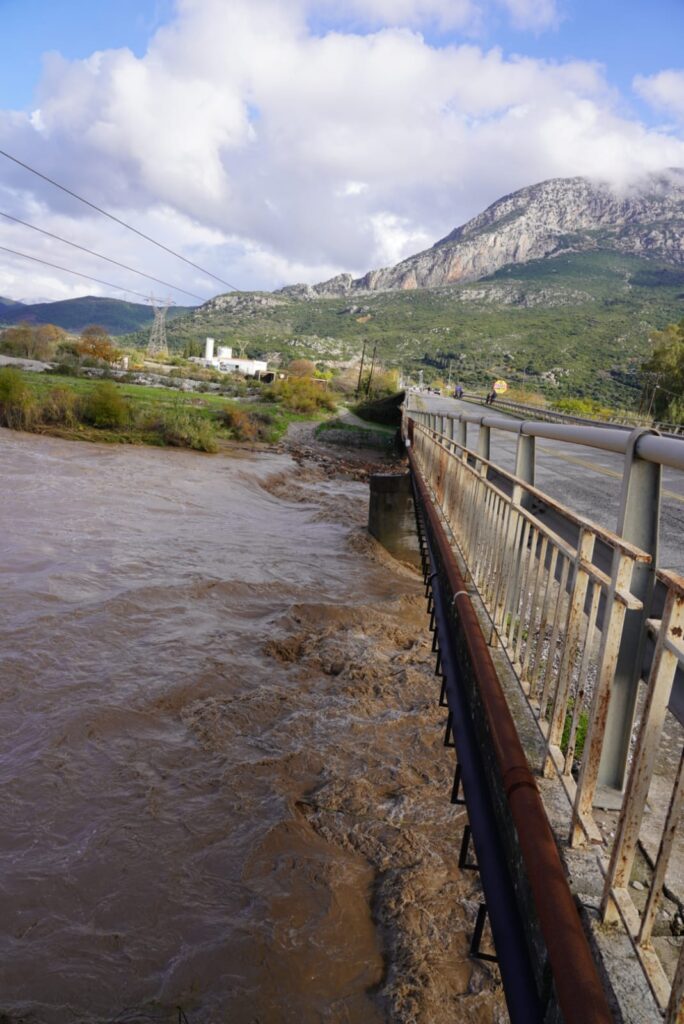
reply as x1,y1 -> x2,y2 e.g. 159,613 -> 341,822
0,365 -> 335,452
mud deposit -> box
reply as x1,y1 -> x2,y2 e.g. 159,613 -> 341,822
0,429 -> 504,1023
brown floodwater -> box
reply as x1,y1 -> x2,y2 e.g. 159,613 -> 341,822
0,429 -> 504,1023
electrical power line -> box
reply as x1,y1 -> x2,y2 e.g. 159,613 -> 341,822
0,147 -> 242,291
0,211 -> 206,302
0,245 -> 158,303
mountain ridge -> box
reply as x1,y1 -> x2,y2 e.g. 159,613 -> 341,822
279,170 -> 684,299
0,295 -> 196,335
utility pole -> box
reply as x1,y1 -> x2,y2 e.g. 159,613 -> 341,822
355,341 -> 367,398
147,295 -> 171,358
366,343 -> 378,397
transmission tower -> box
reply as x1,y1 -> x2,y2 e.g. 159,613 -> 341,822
147,295 -> 171,357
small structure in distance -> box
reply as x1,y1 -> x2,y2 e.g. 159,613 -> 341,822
147,296 -> 171,358
192,337 -> 268,378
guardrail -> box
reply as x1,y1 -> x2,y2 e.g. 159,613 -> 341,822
405,403 -> 684,1021
458,392 -> 684,437
410,452 -> 613,1024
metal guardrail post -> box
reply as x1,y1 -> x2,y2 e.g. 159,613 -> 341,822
599,428 -> 662,792
456,416 -> 467,452
514,433 -> 536,488
513,433 -> 536,508
478,420 -> 491,463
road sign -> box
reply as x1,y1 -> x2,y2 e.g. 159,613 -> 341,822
493,379 -> 508,394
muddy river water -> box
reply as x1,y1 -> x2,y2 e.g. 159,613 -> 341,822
0,430 -> 503,1023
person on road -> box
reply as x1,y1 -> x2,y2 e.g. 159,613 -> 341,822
485,389 -> 497,405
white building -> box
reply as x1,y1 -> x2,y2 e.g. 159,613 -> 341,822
195,338 -> 268,378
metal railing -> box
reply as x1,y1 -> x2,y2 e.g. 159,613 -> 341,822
405,403 -> 684,1020
459,391 -> 684,437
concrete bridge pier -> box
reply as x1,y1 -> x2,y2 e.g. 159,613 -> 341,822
368,472 -> 422,568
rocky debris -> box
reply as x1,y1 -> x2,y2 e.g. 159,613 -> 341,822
281,420 -> 404,482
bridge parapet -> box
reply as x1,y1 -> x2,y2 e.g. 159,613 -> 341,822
404,406 -> 684,1023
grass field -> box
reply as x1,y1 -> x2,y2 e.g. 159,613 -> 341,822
1,370 -> 316,450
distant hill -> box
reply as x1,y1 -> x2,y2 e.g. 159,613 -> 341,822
0,295 -> 195,335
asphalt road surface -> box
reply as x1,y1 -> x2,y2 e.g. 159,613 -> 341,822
411,393 -> 684,575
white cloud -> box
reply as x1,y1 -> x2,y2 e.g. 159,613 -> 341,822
496,0 -> 560,32
316,0 -> 479,31
634,69 -> 684,121
0,0 -> 683,303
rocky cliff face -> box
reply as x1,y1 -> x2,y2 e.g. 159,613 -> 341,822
280,170 -> 684,298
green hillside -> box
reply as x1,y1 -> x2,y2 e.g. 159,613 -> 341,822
130,251 -> 684,407
0,295 -> 195,335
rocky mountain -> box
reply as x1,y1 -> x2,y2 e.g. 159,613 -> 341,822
281,170 -> 684,298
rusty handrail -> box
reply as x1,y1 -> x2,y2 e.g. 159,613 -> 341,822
409,446 -> 614,1024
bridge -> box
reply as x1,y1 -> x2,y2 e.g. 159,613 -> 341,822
371,394 -> 684,1024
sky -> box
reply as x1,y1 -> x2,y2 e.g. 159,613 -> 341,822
1,0 -> 684,305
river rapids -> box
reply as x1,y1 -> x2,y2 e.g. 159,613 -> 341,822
0,430 -> 504,1023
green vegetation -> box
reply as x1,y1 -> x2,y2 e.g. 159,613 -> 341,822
119,250 -> 684,412
640,318 -> 684,423
265,377 -> 337,414
561,701 -> 589,762
0,367 -> 311,452
0,367 -> 36,429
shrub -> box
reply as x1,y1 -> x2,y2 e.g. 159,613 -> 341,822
41,387 -> 79,426
153,408 -> 218,452
554,397 -> 613,420
0,368 -> 36,429
268,378 -> 337,414
80,381 -> 130,428
48,360 -> 81,377
220,407 -> 275,441
506,387 -> 547,406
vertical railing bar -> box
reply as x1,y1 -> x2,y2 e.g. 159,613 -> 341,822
539,555 -> 571,721
488,498 -> 516,629
530,545 -> 560,696
479,485 -> 500,594
513,523 -> 537,664
571,552 -> 634,845
494,506 -> 523,633
506,518 -> 531,650
665,942 -> 684,1024
522,533 -> 548,684
601,587 -> 684,902
482,492 -> 504,603
564,580 -> 601,774
638,748 -> 684,946
547,531 -> 596,753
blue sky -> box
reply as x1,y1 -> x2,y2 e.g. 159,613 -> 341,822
0,0 -> 174,107
1,0 -> 683,302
